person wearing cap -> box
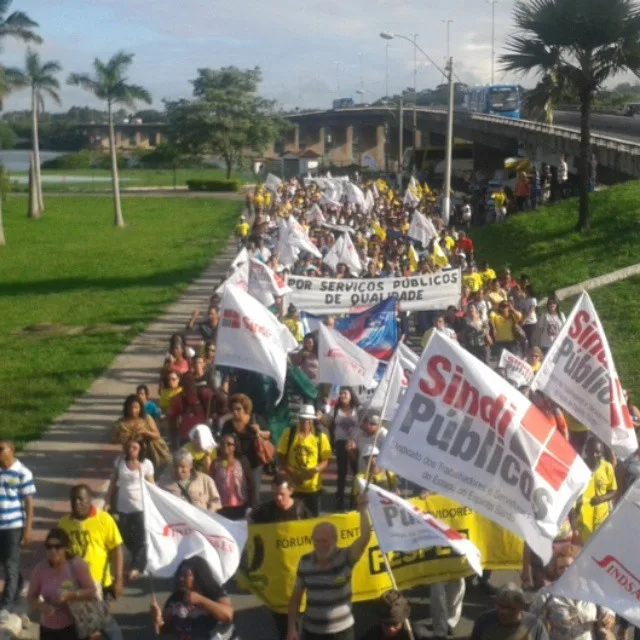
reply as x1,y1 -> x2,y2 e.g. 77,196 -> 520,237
180,424 -> 217,474
349,412 -> 388,474
283,304 -> 304,344
235,215 -> 250,249
359,590 -> 428,639
470,583 -> 548,640
276,404 -> 332,517
352,445 -> 398,497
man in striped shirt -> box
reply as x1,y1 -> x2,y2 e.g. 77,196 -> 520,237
287,494 -> 371,640
0,440 -> 35,616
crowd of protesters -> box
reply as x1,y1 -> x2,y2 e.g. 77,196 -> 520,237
2,167 -> 637,640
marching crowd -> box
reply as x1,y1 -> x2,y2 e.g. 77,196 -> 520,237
1,171 -> 638,640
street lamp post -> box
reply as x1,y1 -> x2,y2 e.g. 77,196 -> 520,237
412,33 -> 418,150
441,19 -> 453,75
380,31 -> 455,224
488,0 -> 498,85
385,43 -> 390,99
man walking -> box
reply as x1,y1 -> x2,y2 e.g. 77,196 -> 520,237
287,494 -> 371,640
0,440 -> 35,617
558,154 -> 569,198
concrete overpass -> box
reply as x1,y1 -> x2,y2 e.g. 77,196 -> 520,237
273,106 -> 640,179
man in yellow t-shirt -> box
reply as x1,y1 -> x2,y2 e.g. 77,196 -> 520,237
235,215 -> 250,239
277,405 -> 332,517
462,265 -> 483,293
490,301 -> 522,358
479,261 -> 496,286
576,439 -> 617,544
59,485 -> 123,595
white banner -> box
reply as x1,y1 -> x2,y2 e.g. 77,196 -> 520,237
361,479 -> 483,576
408,211 -> 437,247
217,285 -> 297,400
321,222 -> 355,235
499,349 -> 535,388
323,233 -> 362,275
548,479 -> 640,626
345,182 -> 366,208
378,331 -> 592,564
532,292 -> 637,458
287,270 -> 461,314
215,260 -> 249,295
305,203 -> 326,224
285,216 -> 322,258
264,173 -> 282,192
317,323 -> 379,388
231,247 -> 249,269
369,343 -> 419,421
248,258 -> 292,306
143,481 -> 247,584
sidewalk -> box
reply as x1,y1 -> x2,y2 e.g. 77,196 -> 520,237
17,237 -> 237,570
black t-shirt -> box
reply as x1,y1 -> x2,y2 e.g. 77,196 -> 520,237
250,499 -> 311,524
197,321 -> 218,342
221,416 -> 268,469
470,610 -> 549,640
163,587 -> 234,640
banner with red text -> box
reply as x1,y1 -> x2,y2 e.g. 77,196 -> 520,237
548,479 -> 640,626
532,292 -> 637,457
499,349 -> 535,388
378,331 -> 592,564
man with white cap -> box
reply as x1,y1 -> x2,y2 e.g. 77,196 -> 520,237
276,404 -> 332,516
348,411 -> 388,474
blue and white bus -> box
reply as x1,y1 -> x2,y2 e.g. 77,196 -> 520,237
463,84 -> 521,119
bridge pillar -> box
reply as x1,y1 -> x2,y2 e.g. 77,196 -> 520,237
135,131 -> 142,147
284,124 -> 300,154
301,126 -> 325,158
414,129 -> 422,149
327,125 -> 353,166
358,125 -> 386,170
114,131 -> 122,147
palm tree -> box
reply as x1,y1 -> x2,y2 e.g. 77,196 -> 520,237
0,0 -> 41,245
67,52 -> 151,227
9,49 -> 61,216
501,0 -> 640,231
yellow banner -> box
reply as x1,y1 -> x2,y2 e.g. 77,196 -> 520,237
237,495 -> 523,613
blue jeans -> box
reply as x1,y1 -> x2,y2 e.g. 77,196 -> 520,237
0,527 -> 23,610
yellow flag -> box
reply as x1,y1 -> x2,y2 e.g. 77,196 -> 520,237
433,240 -> 449,267
372,221 -> 387,241
408,244 -> 418,272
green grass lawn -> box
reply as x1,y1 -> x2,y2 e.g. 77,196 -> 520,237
9,167 -> 253,192
470,181 -> 640,391
0,195 -> 240,445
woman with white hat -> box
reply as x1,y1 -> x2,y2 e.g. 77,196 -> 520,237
276,404 -> 332,517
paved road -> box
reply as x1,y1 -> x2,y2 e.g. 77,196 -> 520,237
554,109 -> 640,143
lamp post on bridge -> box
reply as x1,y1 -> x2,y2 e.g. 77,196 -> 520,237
380,31 -> 455,224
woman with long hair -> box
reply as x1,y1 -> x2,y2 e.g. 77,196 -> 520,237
112,394 -> 170,468
104,437 -> 154,581
28,528 -> 97,640
210,432 -> 253,518
536,297 -> 566,354
331,386 -> 361,512
150,556 -> 236,640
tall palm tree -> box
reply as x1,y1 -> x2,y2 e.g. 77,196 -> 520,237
501,0 -> 640,231
67,52 -> 151,227
0,0 -> 41,245
9,49 -> 62,216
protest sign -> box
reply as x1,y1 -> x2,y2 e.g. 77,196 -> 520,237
378,331 -> 592,563
317,323 -> 379,388
144,482 -> 247,584
236,493 -> 522,613
548,480 -> 640,626
532,292 -> 637,457
499,349 -> 535,388
362,479 -> 483,576
217,285 -> 297,401
287,270 -> 461,314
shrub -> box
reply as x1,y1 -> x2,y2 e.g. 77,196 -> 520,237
41,150 -> 93,170
186,179 -> 240,192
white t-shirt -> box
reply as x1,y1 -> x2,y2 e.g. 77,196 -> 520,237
354,427 -> 388,473
333,407 -> 360,442
520,296 -> 538,325
115,457 -> 154,514
559,161 -> 568,182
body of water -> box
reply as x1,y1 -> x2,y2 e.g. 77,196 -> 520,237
0,149 -> 65,172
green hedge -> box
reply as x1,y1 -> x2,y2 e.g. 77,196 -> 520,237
40,150 -> 127,171
186,179 -> 240,192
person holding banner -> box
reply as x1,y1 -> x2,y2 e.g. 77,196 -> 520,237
287,494 -> 371,640
150,556 -> 237,640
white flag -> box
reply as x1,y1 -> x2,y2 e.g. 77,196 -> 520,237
285,216 -> 322,258
408,211 -> 437,246
265,173 -> 282,192
231,247 -> 249,270
248,258 -> 292,306
217,285 -> 297,400
369,343 -> 419,421
306,203 -> 326,224
363,190 -> 375,216
143,481 -> 247,584
499,349 -> 535,388
215,260 -> 249,295
361,479 -> 483,576
317,323 -> 379,388
532,292 -> 637,458
547,479 -> 640,626
346,182 -> 366,209
323,233 -> 362,275
378,331 -> 592,564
